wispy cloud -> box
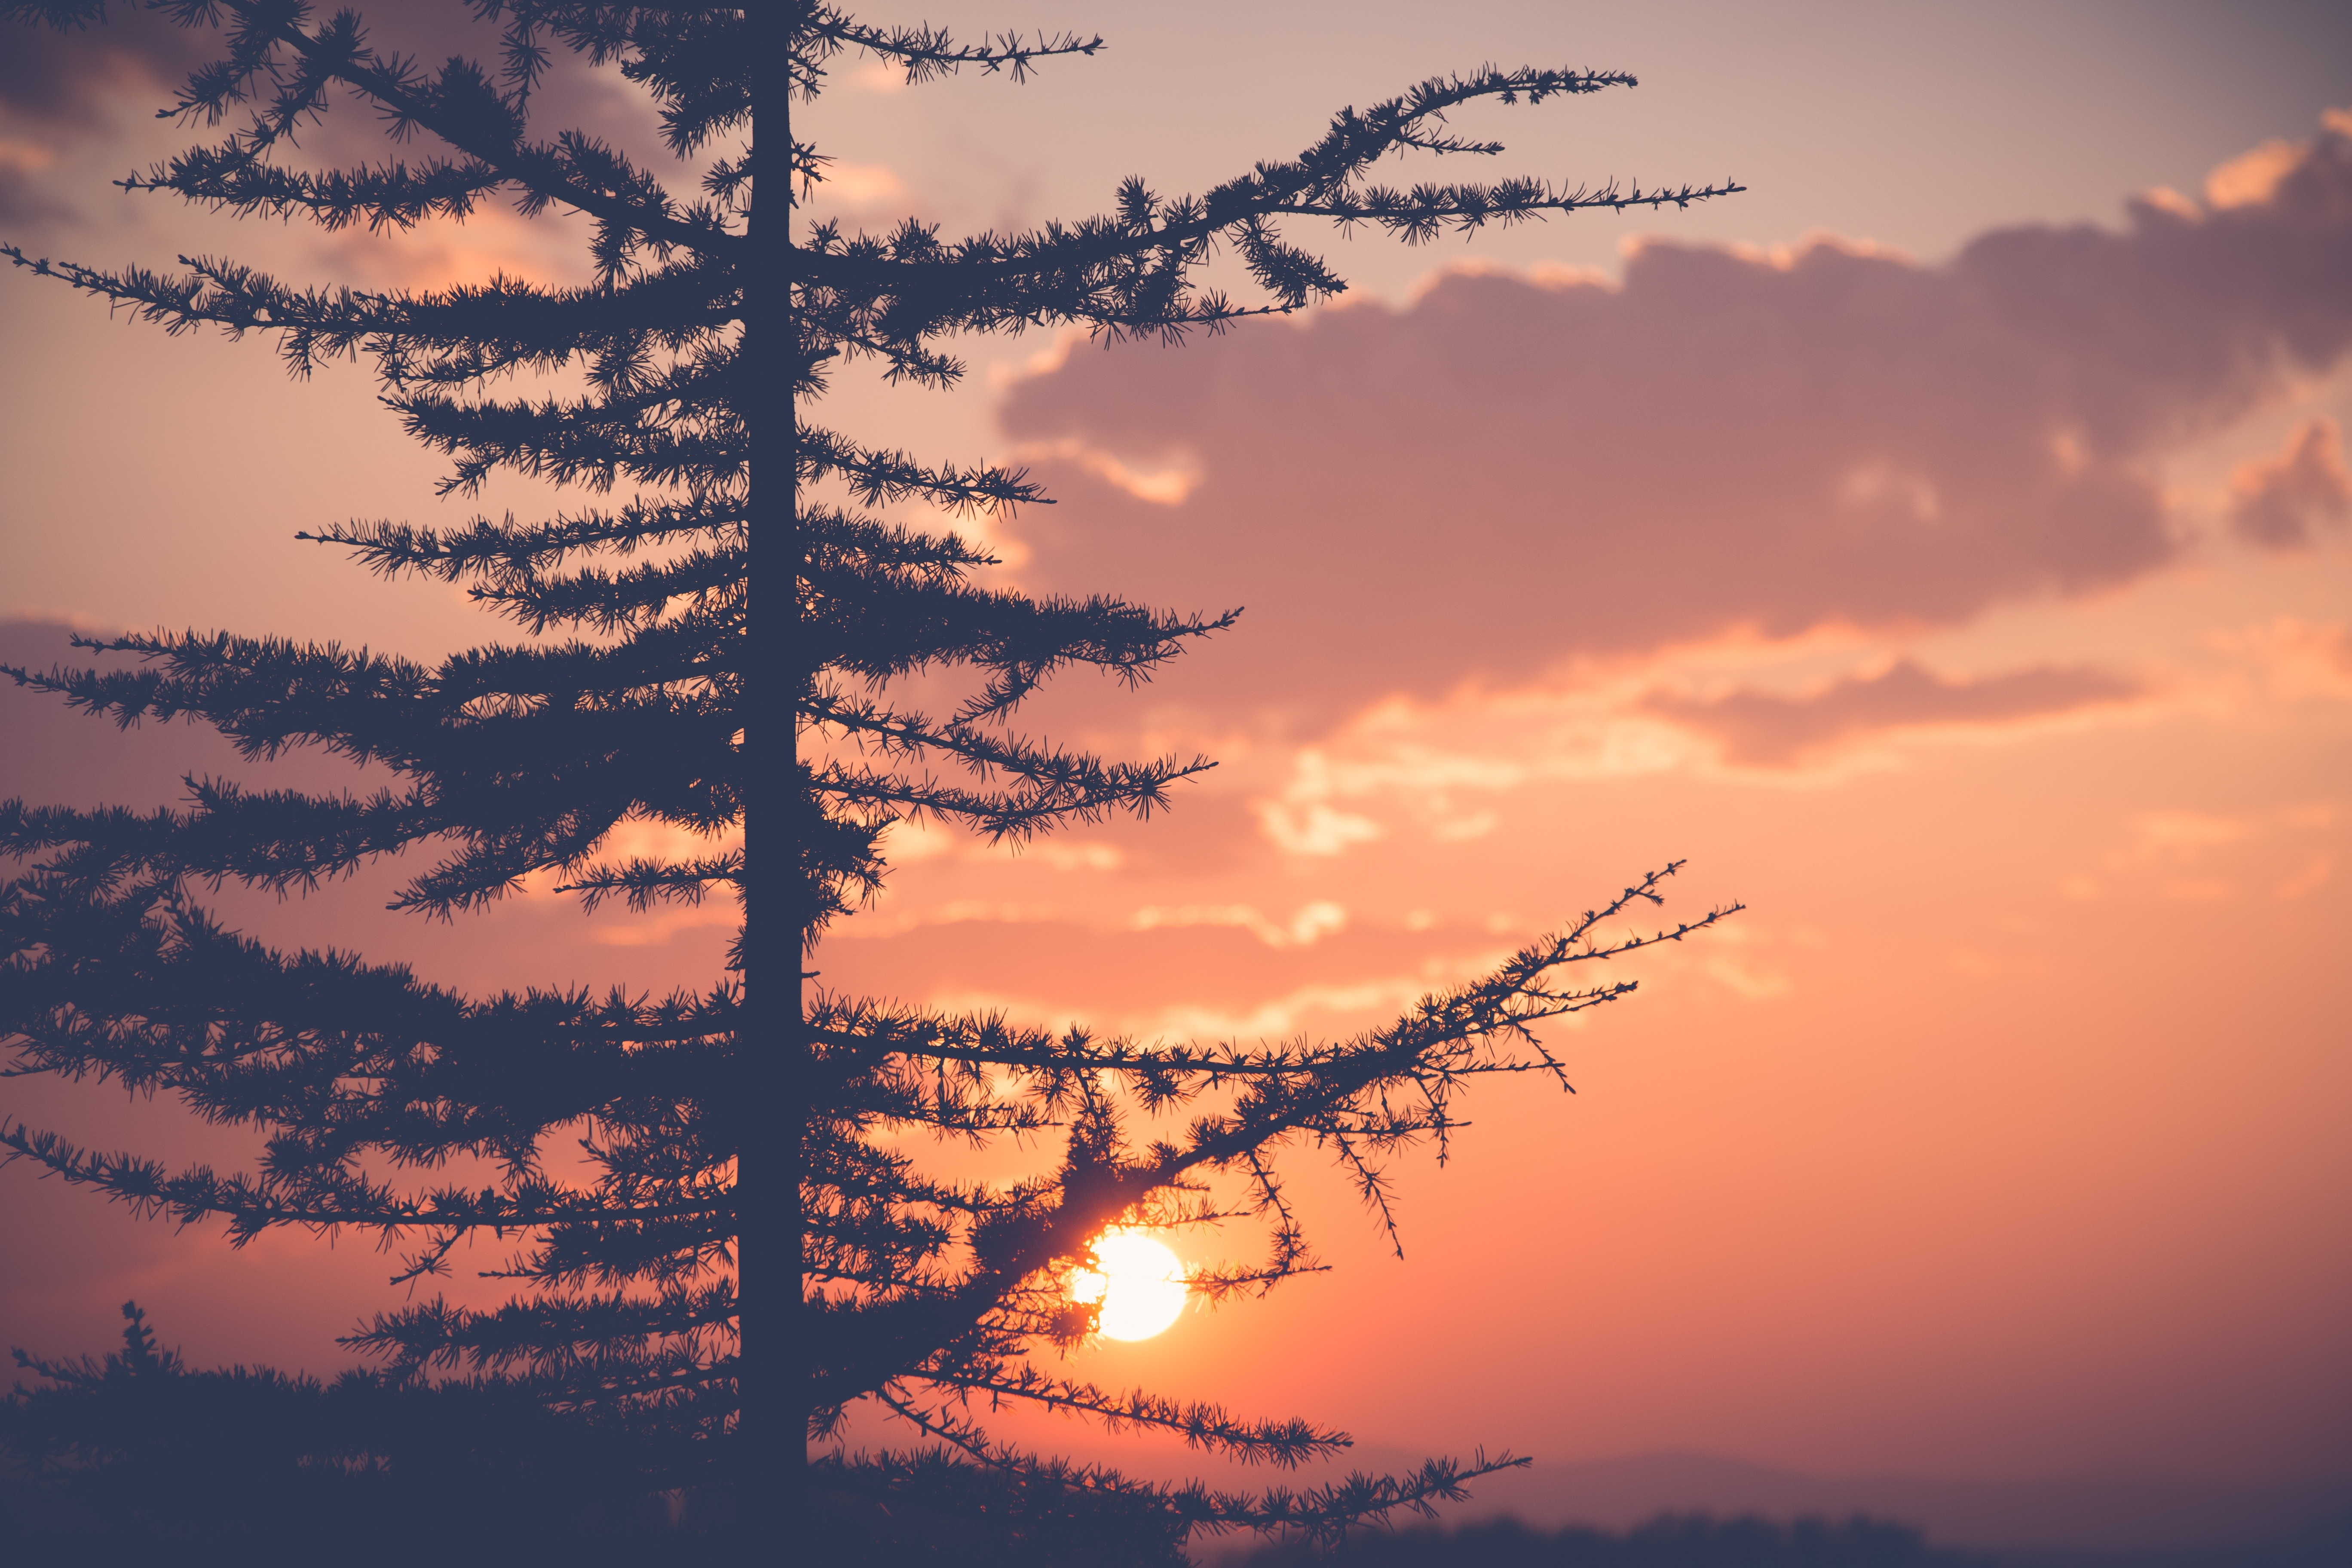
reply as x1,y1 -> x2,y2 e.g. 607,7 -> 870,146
2228,418 -> 2352,549
1641,659 -> 2144,768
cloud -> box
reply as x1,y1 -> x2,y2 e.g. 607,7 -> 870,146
2203,140 -> 2307,211
0,9 -> 667,233
2229,418 -> 2352,549
2275,854 -> 2333,900
2072,802 -> 2346,909
307,201 -> 597,292
0,161 -> 62,225
805,161 -> 909,212
1128,900 -> 1347,949
993,116 -> 2352,733
1640,659 -> 2144,767
2120,810 -> 2250,865
2212,617 -> 2352,701
0,8 -> 208,133
0,8 -> 208,221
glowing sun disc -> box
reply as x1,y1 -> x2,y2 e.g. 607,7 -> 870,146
1071,1230 -> 1188,1341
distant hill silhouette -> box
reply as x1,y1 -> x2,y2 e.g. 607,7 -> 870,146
1305,1451 -> 2352,1558
1218,1509 -> 2352,1568
1231,1514 -> 1977,1565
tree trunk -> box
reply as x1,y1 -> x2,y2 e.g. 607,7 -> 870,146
743,3 -> 806,1544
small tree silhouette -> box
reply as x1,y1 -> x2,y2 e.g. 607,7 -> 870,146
1,3 -> 1740,1557
3,1301 -> 669,1562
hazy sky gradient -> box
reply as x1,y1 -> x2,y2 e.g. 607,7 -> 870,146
2,3 -> 2347,1553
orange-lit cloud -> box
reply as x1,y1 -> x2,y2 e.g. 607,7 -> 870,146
1641,659 -> 2144,768
805,159 -> 910,212
2228,417 -> 2352,548
2212,617 -> 2352,701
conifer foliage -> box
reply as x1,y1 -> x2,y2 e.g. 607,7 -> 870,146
1,3 -> 1741,1556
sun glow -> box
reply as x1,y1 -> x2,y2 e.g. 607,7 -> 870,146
1070,1230 -> 1189,1341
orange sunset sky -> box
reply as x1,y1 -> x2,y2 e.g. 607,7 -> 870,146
1,2 -> 2348,1555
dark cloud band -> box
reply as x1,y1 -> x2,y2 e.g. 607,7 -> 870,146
995,118 -> 2352,731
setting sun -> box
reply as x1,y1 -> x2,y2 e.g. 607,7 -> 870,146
1070,1230 -> 1189,1341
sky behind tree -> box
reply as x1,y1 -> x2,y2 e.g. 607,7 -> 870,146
1,2 -> 2347,1555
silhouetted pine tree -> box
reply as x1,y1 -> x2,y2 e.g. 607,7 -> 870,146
1,3 -> 1740,1558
